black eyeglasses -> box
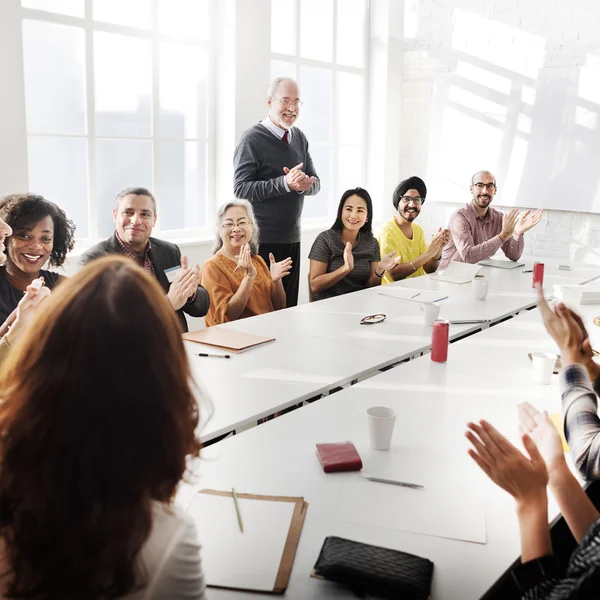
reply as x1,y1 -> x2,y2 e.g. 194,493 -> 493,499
360,313 -> 386,325
400,196 -> 423,205
473,182 -> 496,191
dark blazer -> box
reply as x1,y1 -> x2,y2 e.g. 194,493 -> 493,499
80,233 -> 210,332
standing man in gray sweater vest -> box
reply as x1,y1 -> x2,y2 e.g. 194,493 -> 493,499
233,77 -> 320,307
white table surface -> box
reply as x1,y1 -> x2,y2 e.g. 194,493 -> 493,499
179,305 -> 585,599
191,262 -> 598,443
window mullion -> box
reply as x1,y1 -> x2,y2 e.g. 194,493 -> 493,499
84,0 -> 97,241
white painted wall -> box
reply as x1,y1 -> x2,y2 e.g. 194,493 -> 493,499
396,0 -> 600,266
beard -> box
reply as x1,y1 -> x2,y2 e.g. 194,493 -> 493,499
401,208 -> 419,221
475,194 -> 492,207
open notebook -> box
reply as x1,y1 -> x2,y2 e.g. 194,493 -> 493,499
187,490 -> 308,594
430,261 -> 482,284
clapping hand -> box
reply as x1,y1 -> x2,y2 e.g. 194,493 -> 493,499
466,419 -> 548,504
537,284 -> 586,366
515,209 -> 544,236
430,227 -> 450,257
283,163 -> 316,192
269,253 -> 293,282
379,250 -> 399,272
167,256 -> 200,311
518,403 -> 566,476
500,208 -> 520,240
343,242 -> 354,273
236,243 -> 257,278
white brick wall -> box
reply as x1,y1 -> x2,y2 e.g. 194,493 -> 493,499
400,0 -> 600,264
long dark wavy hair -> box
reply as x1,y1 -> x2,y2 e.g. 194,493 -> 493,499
0,256 -> 203,599
0,193 -> 76,267
330,187 -> 374,234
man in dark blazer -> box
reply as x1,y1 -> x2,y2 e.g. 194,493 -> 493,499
80,187 -> 209,332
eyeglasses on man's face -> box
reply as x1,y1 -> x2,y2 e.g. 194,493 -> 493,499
360,313 -> 386,325
400,196 -> 423,206
473,182 -> 496,191
221,219 -> 252,231
272,97 -> 303,109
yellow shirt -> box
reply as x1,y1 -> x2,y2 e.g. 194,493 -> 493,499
377,218 -> 428,284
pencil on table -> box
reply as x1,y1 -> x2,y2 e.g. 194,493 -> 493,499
232,487 -> 244,533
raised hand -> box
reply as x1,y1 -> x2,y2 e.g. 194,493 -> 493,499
536,284 -> 585,364
343,242 -> 354,273
269,253 -> 293,282
515,209 -> 544,236
167,257 -> 201,311
236,243 -> 257,279
378,250 -> 399,273
518,403 -> 566,476
466,419 -> 548,503
500,208 -> 520,240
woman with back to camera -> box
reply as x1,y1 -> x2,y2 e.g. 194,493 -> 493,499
0,256 -> 206,599
0,193 -> 75,329
308,187 -> 399,301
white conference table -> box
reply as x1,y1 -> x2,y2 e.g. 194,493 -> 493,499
191,260 -> 598,443
177,306 -> 583,600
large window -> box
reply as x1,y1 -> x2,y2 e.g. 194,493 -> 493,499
271,0 -> 368,221
21,0 -> 211,241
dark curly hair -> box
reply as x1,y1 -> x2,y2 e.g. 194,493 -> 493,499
0,193 -> 76,267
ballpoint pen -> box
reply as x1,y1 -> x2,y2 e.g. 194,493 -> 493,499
232,488 -> 244,532
362,475 -> 424,489
449,319 -> 487,324
198,353 -> 232,359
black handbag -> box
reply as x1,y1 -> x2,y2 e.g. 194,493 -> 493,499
312,536 -> 434,599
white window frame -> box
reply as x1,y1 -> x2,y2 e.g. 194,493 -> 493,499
20,0 -> 216,246
270,0 -> 370,228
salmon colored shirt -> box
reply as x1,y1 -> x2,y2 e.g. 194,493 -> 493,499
201,253 -> 275,326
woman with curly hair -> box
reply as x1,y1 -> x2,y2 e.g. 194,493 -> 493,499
0,255 -> 206,599
0,193 -> 75,326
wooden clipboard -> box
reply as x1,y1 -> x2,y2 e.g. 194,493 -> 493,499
195,489 -> 308,594
182,327 -> 275,353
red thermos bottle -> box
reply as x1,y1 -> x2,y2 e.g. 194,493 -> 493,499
532,262 -> 545,288
431,319 -> 449,363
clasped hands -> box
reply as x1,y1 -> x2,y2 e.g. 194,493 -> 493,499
283,162 -> 316,192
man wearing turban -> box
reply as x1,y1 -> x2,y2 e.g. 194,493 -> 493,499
377,176 -> 450,283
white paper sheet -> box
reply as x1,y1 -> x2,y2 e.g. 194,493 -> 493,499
188,493 -> 296,591
377,288 -> 449,303
331,450 -> 487,544
430,261 -> 483,284
477,259 -> 524,269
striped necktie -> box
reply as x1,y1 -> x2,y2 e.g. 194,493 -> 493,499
282,130 -> 289,144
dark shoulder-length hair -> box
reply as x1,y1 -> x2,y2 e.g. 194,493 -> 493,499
330,187 -> 374,234
0,193 -> 76,267
0,256 -> 203,599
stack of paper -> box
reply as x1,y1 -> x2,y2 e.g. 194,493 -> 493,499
429,261 -> 482,284
378,288 -> 448,303
556,283 -> 600,305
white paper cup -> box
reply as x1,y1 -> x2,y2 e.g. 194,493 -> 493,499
421,302 -> 441,326
532,352 -> 556,385
472,276 -> 489,300
367,406 -> 397,450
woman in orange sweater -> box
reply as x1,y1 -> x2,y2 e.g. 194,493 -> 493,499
201,200 -> 292,326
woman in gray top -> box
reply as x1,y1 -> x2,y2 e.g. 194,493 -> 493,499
309,187 -> 398,301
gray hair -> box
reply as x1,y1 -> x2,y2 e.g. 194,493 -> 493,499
267,77 -> 298,98
213,199 -> 260,255
115,186 -> 157,214
471,170 -> 496,185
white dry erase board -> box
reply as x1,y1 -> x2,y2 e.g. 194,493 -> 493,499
426,63 -> 600,214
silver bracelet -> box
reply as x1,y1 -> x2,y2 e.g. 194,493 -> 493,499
409,260 -> 417,272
